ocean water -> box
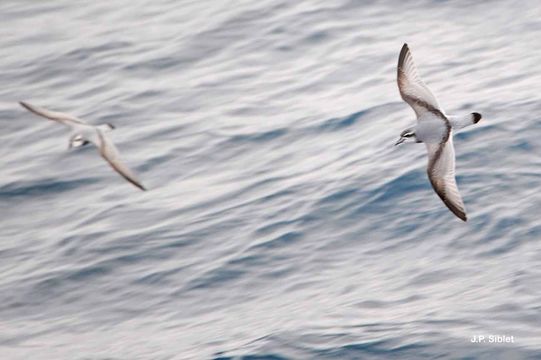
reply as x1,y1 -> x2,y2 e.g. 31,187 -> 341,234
1,1 -> 541,359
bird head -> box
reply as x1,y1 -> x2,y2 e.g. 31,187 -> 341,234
69,134 -> 90,149
395,128 -> 417,146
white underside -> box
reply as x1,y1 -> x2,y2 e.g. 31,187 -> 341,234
415,113 -> 448,143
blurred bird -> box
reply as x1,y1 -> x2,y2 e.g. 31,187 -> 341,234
394,44 -> 481,221
19,101 -> 146,191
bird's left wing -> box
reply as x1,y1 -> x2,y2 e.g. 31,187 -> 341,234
426,137 -> 467,221
96,130 -> 146,191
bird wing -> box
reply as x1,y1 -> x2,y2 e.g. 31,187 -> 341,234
397,44 -> 443,119
426,137 -> 467,221
19,101 -> 86,127
96,130 -> 146,191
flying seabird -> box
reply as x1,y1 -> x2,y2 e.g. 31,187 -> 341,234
394,44 -> 481,221
19,101 -> 146,191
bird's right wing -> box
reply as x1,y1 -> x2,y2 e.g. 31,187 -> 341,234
19,101 -> 86,126
96,130 -> 146,191
397,44 -> 442,118
426,137 -> 467,221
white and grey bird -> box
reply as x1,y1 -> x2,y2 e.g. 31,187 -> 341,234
394,44 -> 481,221
19,101 -> 146,191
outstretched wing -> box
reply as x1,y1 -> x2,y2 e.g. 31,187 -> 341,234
96,130 -> 146,191
426,137 -> 467,221
19,101 -> 86,127
397,44 -> 442,119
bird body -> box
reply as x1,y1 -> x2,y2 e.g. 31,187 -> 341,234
415,113 -> 448,143
395,44 -> 481,221
19,101 -> 146,191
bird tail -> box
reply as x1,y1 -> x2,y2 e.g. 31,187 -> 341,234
448,112 -> 482,130
97,123 -> 115,132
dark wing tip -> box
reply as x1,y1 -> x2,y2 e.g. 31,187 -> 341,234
472,112 -> 482,123
441,195 -> 468,222
120,174 -> 146,191
121,174 -> 146,191
19,101 -> 31,110
19,101 -> 42,117
449,203 -> 467,221
428,175 -> 468,222
398,43 -> 410,69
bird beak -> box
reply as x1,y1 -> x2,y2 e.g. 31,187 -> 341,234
395,137 -> 405,146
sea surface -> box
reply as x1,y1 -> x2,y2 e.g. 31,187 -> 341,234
1,1 -> 541,359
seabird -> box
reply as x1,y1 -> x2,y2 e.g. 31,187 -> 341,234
19,101 -> 146,191
394,44 -> 481,221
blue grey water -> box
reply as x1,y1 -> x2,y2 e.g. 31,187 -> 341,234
1,1 -> 540,359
